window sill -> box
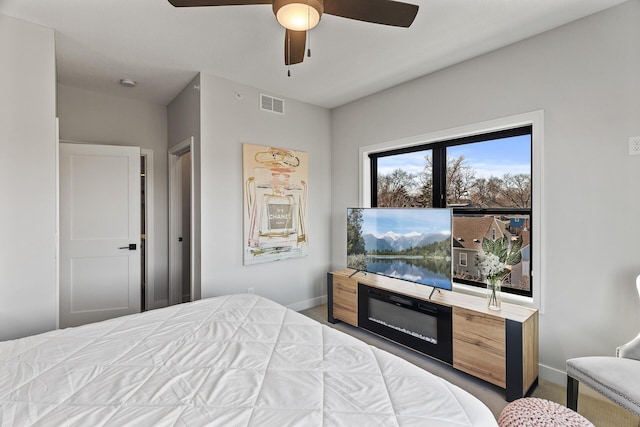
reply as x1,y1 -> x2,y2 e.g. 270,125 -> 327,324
452,281 -> 538,311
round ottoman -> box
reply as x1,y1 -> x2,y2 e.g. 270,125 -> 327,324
498,397 -> 594,427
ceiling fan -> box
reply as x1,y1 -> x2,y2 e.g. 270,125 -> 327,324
167,0 -> 419,66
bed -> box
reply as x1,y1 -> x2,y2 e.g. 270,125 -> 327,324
0,294 -> 497,426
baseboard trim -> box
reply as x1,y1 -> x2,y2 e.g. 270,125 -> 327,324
539,363 -> 566,387
288,295 -> 328,312
538,362 -> 612,402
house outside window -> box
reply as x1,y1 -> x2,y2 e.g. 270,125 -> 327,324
370,125 -> 533,298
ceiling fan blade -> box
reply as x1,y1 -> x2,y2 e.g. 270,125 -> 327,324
284,29 -> 306,65
168,0 -> 270,6
323,0 -> 418,27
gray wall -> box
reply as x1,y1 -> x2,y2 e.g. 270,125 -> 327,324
168,75 -> 201,150
0,15 -> 57,340
330,1 -> 640,384
56,84 -> 170,308
198,74 -> 332,309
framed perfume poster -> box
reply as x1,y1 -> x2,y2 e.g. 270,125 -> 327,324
243,143 -> 308,265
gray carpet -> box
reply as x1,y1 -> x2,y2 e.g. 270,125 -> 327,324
300,304 -> 639,427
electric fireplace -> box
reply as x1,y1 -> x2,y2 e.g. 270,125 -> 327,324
358,284 -> 453,364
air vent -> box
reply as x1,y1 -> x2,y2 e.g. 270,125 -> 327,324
260,94 -> 285,115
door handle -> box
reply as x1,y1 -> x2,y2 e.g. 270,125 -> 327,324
118,244 -> 137,250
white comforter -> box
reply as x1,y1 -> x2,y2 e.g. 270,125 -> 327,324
0,295 -> 497,426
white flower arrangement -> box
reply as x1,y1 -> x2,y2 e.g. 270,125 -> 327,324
476,236 -> 523,310
477,252 -> 507,281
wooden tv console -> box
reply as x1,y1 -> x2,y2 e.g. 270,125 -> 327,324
327,269 -> 539,401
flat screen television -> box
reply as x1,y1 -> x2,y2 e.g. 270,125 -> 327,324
347,207 -> 453,291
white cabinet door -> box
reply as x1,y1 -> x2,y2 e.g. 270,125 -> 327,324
59,143 -> 141,328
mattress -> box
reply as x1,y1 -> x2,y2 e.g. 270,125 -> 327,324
0,294 -> 497,426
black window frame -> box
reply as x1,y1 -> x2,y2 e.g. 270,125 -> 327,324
369,125 -> 533,298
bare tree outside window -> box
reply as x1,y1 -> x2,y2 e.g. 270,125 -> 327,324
445,156 -> 476,206
377,169 -> 418,207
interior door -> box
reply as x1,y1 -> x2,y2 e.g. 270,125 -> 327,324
59,143 -> 141,328
169,137 -> 195,305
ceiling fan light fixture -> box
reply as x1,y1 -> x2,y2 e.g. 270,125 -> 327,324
273,0 -> 323,31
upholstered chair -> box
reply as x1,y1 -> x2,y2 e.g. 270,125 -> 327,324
566,275 -> 640,420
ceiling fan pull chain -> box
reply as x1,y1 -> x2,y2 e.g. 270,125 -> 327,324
307,1 -> 311,58
287,31 -> 292,77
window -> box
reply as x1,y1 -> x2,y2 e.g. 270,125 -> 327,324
369,125 -> 533,298
459,253 -> 467,267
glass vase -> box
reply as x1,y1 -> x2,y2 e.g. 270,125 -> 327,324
486,278 -> 501,310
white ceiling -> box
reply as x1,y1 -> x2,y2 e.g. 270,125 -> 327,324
0,0 -> 628,108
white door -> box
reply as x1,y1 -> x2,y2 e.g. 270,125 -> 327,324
59,143 -> 141,328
